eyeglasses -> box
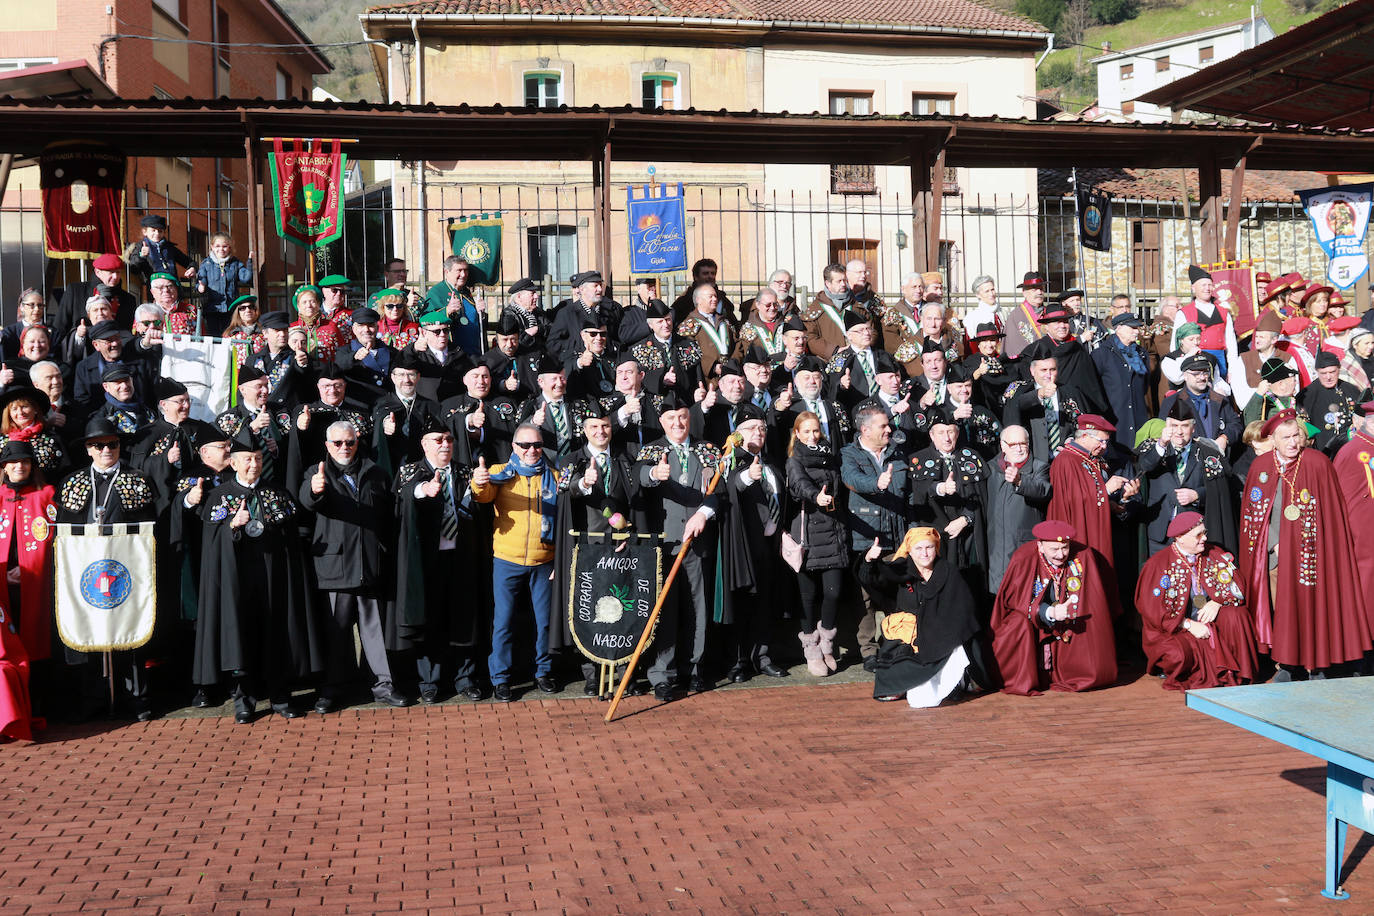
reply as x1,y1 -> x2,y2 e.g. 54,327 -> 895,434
329,439 -> 357,447
513,440 -> 544,449
1004,441 -> 1030,448
584,330 -> 607,337
89,441 -> 119,451
237,304 -> 258,311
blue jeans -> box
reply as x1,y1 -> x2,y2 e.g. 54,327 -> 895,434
488,558 -> 554,686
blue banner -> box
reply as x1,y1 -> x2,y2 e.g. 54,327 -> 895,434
1297,182 -> 1374,290
627,182 -> 687,274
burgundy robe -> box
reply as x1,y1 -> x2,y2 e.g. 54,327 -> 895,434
0,600 -> 37,740
0,482 -> 55,661
1135,543 -> 1259,691
989,540 -> 1118,695
1238,448 -> 1373,669
1048,441 -> 1114,565
1333,431 -> 1374,603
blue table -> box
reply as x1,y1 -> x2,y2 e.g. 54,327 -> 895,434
1188,679 -> 1374,900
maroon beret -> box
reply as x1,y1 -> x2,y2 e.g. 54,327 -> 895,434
1166,511 -> 1205,539
1032,520 -> 1076,543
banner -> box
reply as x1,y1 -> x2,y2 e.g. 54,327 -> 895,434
628,182 -> 688,274
1077,185 -> 1113,253
1297,182 -> 1374,290
161,335 -> 236,422
1210,265 -> 1260,339
448,213 -> 503,285
568,533 -> 663,666
54,522 -> 156,652
266,138 -> 347,249
40,142 -> 126,260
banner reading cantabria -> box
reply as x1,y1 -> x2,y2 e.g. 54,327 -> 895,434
1297,182 -> 1374,290
54,522 -> 156,652
267,138 -> 347,249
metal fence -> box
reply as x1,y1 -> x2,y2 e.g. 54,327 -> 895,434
0,174 -> 1339,326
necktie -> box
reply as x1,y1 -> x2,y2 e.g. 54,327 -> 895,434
438,467 -> 460,541
764,469 -> 781,529
552,401 -> 568,444
859,350 -> 874,385
1043,398 -> 1063,454
809,400 -> 829,438
595,452 -> 610,495
674,443 -> 691,485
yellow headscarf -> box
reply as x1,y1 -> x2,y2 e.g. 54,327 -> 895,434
893,526 -> 941,560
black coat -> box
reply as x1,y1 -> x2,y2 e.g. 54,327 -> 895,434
785,443 -> 848,571
297,458 -> 394,593
1136,436 -> 1237,555
859,556 -> 981,698
1091,335 -> 1151,449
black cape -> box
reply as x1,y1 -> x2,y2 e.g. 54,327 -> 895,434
859,556 -> 981,698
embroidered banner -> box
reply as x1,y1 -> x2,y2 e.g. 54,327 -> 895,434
1297,182 -> 1373,290
160,335 -> 236,422
568,533 -> 663,666
267,138 -> 347,249
627,182 -> 688,274
54,522 -> 156,652
448,213 -> 503,285
1077,185 -> 1113,253
40,142 -> 126,260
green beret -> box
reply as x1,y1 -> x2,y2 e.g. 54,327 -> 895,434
150,272 -> 179,287
368,288 -> 407,309
292,284 -> 322,308
418,309 -> 450,327
1176,322 -> 1201,340
230,294 -> 258,309
317,274 -> 350,288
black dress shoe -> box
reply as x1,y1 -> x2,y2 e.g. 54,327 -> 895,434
626,682 -> 648,697
653,683 -> 674,702
377,691 -> 412,708
313,697 -> 337,715
759,663 -> 790,678
493,684 -> 513,702
689,675 -> 711,693
728,666 -> 749,684
135,708 -> 155,723
234,711 -> 254,725
419,690 -> 440,705
862,656 -> 879,673
536,675 -> 558,694
191,689 -> 212,709
462,685 -> 484,701
584,678 -> 599,697
875,693 -> 903,702
276,706 -> 306,719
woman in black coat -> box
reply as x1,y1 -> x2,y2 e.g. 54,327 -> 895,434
784,411 -> 849,676
858,526 -> 987,706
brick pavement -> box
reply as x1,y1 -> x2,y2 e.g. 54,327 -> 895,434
0,672 -> 1366,914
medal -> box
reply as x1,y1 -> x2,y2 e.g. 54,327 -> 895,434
246,519 -> 265,537
600,380 -> 614,393
458,316 -> 470,325
1284,504 -> 1301,521
891,430 -> 907,445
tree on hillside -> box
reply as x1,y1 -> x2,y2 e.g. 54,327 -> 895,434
1016,0 -> 1067,32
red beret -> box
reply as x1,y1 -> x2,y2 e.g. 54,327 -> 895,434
92,253 -> 122,271
1282,316 -> 1312,336
1076,413 -> 1116,434
1328,316 -> 1361,333
1032,520 -> 1076,543
1260,407 -> 1299,438
1166,511 -> 1205,539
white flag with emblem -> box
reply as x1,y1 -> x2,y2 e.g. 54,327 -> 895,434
53,522 -> 156,652
160,334 -> 235,422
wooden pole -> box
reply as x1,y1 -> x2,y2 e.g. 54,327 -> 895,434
604,435 -> 740,723
241,120 -> 263,302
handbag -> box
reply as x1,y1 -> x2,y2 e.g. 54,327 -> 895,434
781,506 -> 807,573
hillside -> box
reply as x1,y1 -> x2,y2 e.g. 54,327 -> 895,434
1033,0 -> 1338,112
278,0 -> 378,101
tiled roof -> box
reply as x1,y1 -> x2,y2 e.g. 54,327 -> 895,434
1039,167 -> 1329,204
362,0 -> 1047,32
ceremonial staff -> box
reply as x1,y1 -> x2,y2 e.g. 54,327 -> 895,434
605,431 -> 741,722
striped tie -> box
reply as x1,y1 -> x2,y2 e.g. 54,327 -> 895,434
552,401 -> 568,445
1043,398 -> 1063,454
438,468 -> 460,541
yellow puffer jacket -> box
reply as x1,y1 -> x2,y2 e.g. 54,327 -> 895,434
470,465 -> 557,566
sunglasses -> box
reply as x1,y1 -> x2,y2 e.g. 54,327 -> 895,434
89,441 -> 119,451
329,439 -> 357,447
585,330 -> 607,337
513,440 -> 544,449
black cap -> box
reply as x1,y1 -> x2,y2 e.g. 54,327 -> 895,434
140,214 -> 168,230
188,420 -> 230,449
495,312 -> 524,336
317,362 -> 345,381
237,366 -> 266,385
534,352 -> 564,375
393,350 -> 424,373
782,316 -> 807,335
1056,288 -> 1085,302
718,359 -> 744,378
82,416 -> 122,445
646,299 -> 672,320
843,310 -> 869,331
90,319 -> 122,341
229,426 -> 261,454
0,440 -> 35,464
795,355 -> 826,374
736,403 -> 766,425
926,404 -> 959,428
582,401 -> 611,422
872,351 -> 900,376
1166,398 -> 1197,422
154,378 -> 188,401
659,391 -> 687,412
508,277 -> 537,296
921,338 -> 945,355
571,270 -> 604,287
1188,265 -> 1213,284
101,364 -> 133,383
945,362 -> 972,384
417,412 -> 448,438
1180,354 -> 1213,374
1260,357 -> 1298,384
741,346 -> 769,367
351,307 -> 381,325
259,311 -> 291,331
1111,313 -> 1145,328
1316,350 -> 1341,369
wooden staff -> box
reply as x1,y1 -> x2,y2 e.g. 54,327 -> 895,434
605,433 -> 740,722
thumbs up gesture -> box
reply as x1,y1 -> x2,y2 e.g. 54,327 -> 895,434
694,381 -> 707,403
775,385 -> 794,411
166,441 -> 181,465
250,409 -> 270,432
623,392 -> 641,417
578,347 -> 594,368
311,461 -> 327,495
864,538 -> 882,562
296,404 -> 311,431
919,386 -> 937,408
840,367 -> 852,390
186,479 -> 205,506
420,474 -> 442,499
505,372 -> 520,392
651,450 -> 671,482
230,498 -> 250,529
816,483 -> 833,508
892,392 -> 911,415
663,367 -> 677,387
470,400 -> 486,429
532,403 -> 546,428
702,384 -> 718,410
953,401 -> 973,420
748,453 -> 763,481
471,455 -> 491,488
939,470 -> 957,497
383,412 -> 398,436
877,462 -> 894,491
582,459 -> 600,490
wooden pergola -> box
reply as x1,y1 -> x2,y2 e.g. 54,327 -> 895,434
3,96 -> 1371,278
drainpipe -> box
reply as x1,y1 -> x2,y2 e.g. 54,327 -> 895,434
1035,33 -> 1055,69
211,0 -> 222,236
411,16 -> 429,291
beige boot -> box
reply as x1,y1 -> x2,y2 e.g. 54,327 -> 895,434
816,626 -> 839,672
799,630 -> 828,677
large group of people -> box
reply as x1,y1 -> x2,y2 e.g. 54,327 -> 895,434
2,234 -> 1373,741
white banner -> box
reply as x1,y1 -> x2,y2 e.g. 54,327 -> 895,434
53,522 -> 156,652
160,334 -> 235,422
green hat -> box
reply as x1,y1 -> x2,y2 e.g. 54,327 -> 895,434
1176,322 -> 1201,340
292,284 -> 322,308
418,309 -> 450,327
317,274 -> 350,288
150,272 -> 179,287
230,294 -> 258,309
368,288 -> 407,309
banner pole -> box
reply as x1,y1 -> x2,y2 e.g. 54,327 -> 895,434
605,434 -> 740,723
104,650 -> 115,714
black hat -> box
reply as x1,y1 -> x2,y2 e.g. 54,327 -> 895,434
571,270 -> 605,287
1111,312 -> 1145,328
101,364 -> 133,384
188,420 -> 230,450
229,426 -> 261,454
259,311 -> 291,331
736,403 -> 766,425
82,416 -> 122,445
1056,288 -> 1085,302
969,322 -> 1005,342
843,310 -> 869,331
1316,350 -> 1341,370
317,362 -> 345,381
508,277 -> 537,296
237,365 -> 266,385
795,355 -> 826,374
139,214 -> 168,230
741,346 -> 769,367
658,391 -> 687,412
926,404 -> 959,428
351,306 -> 381,325
393,350 -> 425,373
1260,357 -> 1298,384
495,312 -> 525,336
945,361 -> 972,384
1017,271 -> 1046,290
0,440 -> 34,465
782,316 -> 808,335
646,299 -> 672,320
582,401 -> 611,422
1037,304 -> 1073,323
873,351 -> 901,376
89,319 -> 122,341
0,385 -> 48,418
1166,398 -> 1197,422
154,378 -> 188,401
1179,354 -> 1213,375
1188,265 -> 1212,284
417,412 -> 448,438
614,351 -> 641,369
718,358 -> 744,378
921,337 -> 945,355
534,352 -> 564,375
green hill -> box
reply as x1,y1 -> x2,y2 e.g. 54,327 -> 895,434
278,0 -> 379,102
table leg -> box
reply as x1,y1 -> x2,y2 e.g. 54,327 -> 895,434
1325,764 -> 1353,901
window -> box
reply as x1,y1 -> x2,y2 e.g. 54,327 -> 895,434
1199,45 -> 1215,63
217,8 -> 231,70
0,58 -> 57,72
829,92 -> 873,115
1120,63 -> 1134,80
1122,101 -> 1135,116
153,0 -> 188,24
153,86 -> 192,166
912,93 -> 956,116
828,239 -> 879,289
524,72 -> 562,109
276,67 -> 292,101
527,225 -> 577,284
642,75 -> 677,111
1156,56 -> 1170,73
1131,220 -> 1162,289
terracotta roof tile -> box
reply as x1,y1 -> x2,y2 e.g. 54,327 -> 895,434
1039,167 -> 1329,204
363,0 -> 1046,32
